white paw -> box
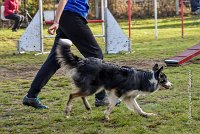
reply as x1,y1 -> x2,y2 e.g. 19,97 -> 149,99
146,113 -> 157,116
104,116 -> 110,122
65,106 -> 72,115
141,112 -> 157,117
66,115 -> 70,119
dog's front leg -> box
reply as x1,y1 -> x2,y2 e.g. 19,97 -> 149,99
124,97 -> 156,117
132,98 -> 156,117
104,92 -> 118,121
104,104 -> 115,122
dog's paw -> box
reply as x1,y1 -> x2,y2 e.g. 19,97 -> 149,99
147,113 -> 157,116
87,110 -> 92,114
104,115 -> 110,122
66,115 -> 70,119
104,117 -> 110,122
85,106 -> 91,111
141,112 -> 157,117
65,106 -> 72,115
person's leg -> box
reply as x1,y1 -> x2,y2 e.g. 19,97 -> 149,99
27,29 -> 67,97
60,12 -> 103,59
23,29 -> 67,108
18,15 -> 24,28
59,11 -> 106,104
5,14 -> 20,31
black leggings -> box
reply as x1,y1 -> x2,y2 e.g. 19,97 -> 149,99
27,11 -> 105,100
5,13 -> 24,30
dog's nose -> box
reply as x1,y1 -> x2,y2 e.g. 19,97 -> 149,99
168,81 -> 173,88
170,83 -> 173,87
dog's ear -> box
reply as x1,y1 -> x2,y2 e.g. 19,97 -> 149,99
155,66 -> 164,75
152,64 -> 159,71
158,66 -> 164,73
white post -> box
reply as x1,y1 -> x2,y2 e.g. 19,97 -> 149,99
95,0 -> 99,18
176,0 -> 179,15
39,0 -> 43,53
101,0 -> 106,39
104,0 -> 108,7
154,0 -> 158,40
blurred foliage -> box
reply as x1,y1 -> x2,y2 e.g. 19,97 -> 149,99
18,0 -> 56,16
7,0 -> 191,18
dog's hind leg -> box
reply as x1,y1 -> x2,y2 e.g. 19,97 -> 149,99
81,97 -> 91,111
124,97 -> 156,117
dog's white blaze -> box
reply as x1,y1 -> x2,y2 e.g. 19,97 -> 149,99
149,73 -> 158,89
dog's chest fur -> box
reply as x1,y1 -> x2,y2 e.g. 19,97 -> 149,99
72,57 -> 159,97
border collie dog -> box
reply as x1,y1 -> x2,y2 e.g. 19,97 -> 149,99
56,39 -> 172,121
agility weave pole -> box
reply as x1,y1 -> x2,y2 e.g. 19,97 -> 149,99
187,70 -> 193,132
17,0 -> 131,54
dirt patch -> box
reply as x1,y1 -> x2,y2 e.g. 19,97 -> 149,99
0,67 -> 18,81
0,59 -> 165,82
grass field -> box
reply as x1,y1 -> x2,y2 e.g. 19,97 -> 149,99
0,16 -> 200,134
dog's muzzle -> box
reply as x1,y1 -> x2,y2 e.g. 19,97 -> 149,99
162,81 -> 173,89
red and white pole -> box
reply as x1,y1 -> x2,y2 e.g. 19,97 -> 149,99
181,0 -> 184,38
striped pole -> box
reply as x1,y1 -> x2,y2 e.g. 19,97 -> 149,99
181,0 -> 184,38
39,0 -> 43,53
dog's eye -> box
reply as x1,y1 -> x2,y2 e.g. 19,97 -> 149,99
159,79 -> 166,83
160,74 -> 164,78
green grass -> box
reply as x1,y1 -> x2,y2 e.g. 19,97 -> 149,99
1,16 -> 200,134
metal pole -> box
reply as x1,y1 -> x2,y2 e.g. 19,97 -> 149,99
104,0 -> 107,8
176,0 -> 179,15
101,0 -> 106,39
39,0 -> 44,53
104,0 -> 108,53
95,0 -> 99,18
154,0 -> 158,40
128,0 -> 131,38
181,0 -> 184,38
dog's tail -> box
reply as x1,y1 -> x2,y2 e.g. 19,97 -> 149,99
56,39 -> 82,69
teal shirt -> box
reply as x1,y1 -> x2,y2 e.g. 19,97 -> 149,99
64,0 -> 90,18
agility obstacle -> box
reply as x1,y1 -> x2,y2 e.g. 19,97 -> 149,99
17,0 -> 131,54
164,0 -> 200,66
165,44 -> 200,66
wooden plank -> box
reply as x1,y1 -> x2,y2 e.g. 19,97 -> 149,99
165,44 -> 200,66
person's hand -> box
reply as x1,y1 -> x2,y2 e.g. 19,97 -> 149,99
48,22 -> 59,35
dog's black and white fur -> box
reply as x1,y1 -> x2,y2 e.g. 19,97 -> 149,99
56,40 -> 172,121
